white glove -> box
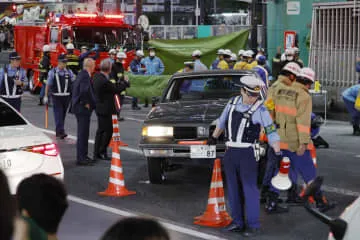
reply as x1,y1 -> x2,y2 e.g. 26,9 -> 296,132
43,96 -> 48,104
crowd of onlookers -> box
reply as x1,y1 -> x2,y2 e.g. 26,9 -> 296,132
0,169 -> 170,240
0,22 -> 14,52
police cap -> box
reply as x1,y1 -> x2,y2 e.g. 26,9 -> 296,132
58,54 -> 68,63
9,52 -> 21,60
240,75 -> 265,93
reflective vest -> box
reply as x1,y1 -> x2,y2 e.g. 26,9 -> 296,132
51,70 -> 71,96
0,68 -> 21,99
39,55 -> 51,83
225,96 -> 263,148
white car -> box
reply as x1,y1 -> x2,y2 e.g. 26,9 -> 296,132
0,98 -> 64,194
328,196 -> 360,240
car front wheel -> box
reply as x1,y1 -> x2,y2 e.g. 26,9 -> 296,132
147,157 -> 165,184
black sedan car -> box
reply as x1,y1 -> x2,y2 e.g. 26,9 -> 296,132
139,70 -> 259,183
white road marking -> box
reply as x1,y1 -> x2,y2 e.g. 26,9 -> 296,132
68,195 -> 227,240
355,155 -> 360,158
322,185 -> 360,197
40,128 -> 143,155
124,117 -> 144,123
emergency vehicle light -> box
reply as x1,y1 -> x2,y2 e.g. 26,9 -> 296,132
74,13 -> 98,18
104,14 -> 124,19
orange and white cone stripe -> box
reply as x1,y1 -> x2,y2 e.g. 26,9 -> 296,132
98,142 -> 135,197
194,158 -> 232,227
109,114 -> 128,147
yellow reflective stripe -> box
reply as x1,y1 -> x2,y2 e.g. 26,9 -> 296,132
67,62 -> 79,66
120,91 -> 126,95
117,73 -> 123,78
110,79 -> 116,84
39,70 -> 47,73
43,80 -> 47,83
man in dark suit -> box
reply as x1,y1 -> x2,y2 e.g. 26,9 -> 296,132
93,59 -> 129,161
72,58 -> 96,166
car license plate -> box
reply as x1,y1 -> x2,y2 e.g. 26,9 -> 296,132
190,145 -> 216,159
0,157 -> 12,170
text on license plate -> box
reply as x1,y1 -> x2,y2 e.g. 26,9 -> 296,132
190,145 -> 216,159
0,158 -> 12,169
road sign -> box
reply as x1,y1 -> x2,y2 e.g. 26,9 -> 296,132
287,1 -> 300,15
284,30 -> 296,50
195,8 -> 200,17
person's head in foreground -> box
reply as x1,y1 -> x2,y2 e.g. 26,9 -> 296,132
16,174 -> 68,237
101,217 -> 170,240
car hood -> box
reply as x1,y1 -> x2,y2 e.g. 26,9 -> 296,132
0,125 -> 51,150
146,100 -> 228,124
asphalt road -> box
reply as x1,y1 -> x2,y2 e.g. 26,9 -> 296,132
19,92 -> 360,240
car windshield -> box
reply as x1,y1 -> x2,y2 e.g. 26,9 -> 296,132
165,75 -> 246,102
0,102 -> 26,127
72,27 -> 135,51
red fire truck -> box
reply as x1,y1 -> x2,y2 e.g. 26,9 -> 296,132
14,12 -> 137,93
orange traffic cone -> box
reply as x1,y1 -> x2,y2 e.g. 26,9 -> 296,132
309,144 -> 318,168
194,158 -> 232,227
109,114 -> 128,147
98,142 -> 136,197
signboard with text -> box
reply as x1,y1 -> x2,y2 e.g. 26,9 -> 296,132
284,30 -> 296,50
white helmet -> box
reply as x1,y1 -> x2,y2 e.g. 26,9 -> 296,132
42,45 -> 50,52
238,49 -> 245,56
109,49 -> 117,55
223,49 -> 232,57
136,50 -> 144,57
116,51 -> 127,59
66,43 -> 74,50
192,50 -> 202,57
293,47 -> 300,54
230,53 -> 237,61
217,49 -> 225,55
298,67 -> 315,83
282,62 -> 301,76
243,50 -> 254,58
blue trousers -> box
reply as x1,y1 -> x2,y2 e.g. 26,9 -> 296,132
2,97 -> 21,112
40,83 -> 46,98
52,95 -> 70,135
269,149 -> 316,193
74,104 -> 92,162
223,147 -> 260,229
343,97 -> 360,125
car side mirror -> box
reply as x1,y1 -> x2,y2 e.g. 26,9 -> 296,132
152,96 -> 160,107
303,177 -> 347,240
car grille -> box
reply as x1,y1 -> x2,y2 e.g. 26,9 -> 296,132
173,127 -> 197,139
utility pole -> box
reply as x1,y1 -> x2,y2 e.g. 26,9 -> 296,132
135,0 -> 142,23
195,0 -> 199,25
171,0 -> 173,25
250,0 -> 258,49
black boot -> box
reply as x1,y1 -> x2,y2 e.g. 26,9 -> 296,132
313,136 -> 329,148
265,192 -> 289,214
315,193 -> 336,213
260,186 -> 269,204
38,97 -> 44,106
286,185 -> 304,205
353,124 -> 360,136
143,97 -> 149,108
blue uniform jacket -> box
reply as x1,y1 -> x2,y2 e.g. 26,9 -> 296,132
342,84 -> 360,103
0,65 -> 27,90
194,60 -> 208,72
211,59 -> 220,70
217,97 -> 280,146
141,56 -> 165,75
47,67 -> 75,87
72,70 -> 96,110
130,59 -> 145,75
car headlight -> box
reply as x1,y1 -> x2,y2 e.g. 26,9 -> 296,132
197,126 -> 208,137
142,126 -> 173,137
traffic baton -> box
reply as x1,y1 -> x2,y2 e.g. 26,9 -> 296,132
45,103 -> 48,129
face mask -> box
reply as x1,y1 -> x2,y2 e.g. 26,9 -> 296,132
286,56 -> 294,61
149,51 -> 155,57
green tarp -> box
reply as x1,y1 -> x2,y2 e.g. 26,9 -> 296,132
126,30 -> 250,101
149,29 -> 250,75
126,74 -> 172,101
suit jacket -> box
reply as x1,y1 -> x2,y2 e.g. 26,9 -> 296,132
93,72 -> 128,115
71,70 -> 96,113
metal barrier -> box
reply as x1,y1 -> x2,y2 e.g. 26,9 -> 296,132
149,25 -> 251,40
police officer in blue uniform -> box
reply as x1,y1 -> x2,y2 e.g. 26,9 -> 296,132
208,76 -> 281,237
0,52 -> 27,112
44,54 -> 74,139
